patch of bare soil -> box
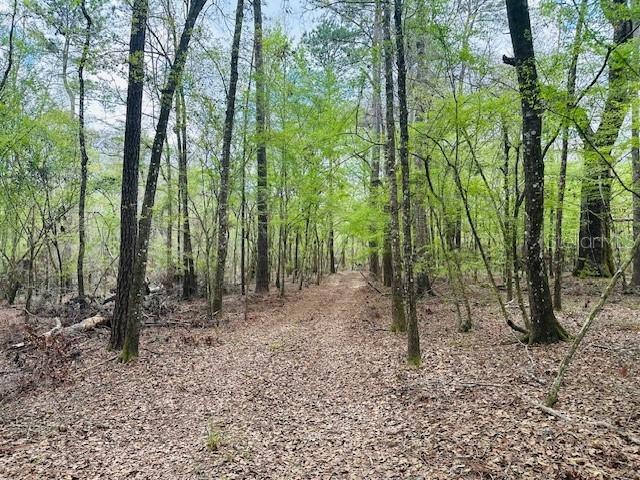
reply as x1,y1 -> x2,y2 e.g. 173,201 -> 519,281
1,271 -> 639,479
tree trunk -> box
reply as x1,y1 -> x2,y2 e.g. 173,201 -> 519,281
253,0 -> 269,293
0,0 -> 17,95
120,0 -> 207,362
110,0 -> 149,351
240,64 -> 253,295
212,0 -> 244,313
413,199 -> 432,296
575,0 -> 633,277
502,128 -> 514,302
164,140 -> 174,281
382,0 -> 405,333
505,0 -> 567,344
76,1 -> 92,300
176,88 -> 196,298
633,98 -> 640,286
61,35 -> 75,115
369,0 -> 383,279
553,1 -> 584,305
394,0 -> 421,365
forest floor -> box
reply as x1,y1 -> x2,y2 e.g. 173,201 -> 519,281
0,271 -> 639,479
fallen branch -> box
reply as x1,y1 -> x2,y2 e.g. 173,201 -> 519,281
44,314 -> 108,338
533,401 -> 640,446
535,402 -> 570,421
359,269 -> 384,295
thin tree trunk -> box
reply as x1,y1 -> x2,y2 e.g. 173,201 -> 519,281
212,0 -> 244,312
61,35 -> 75,114
382,0 -> 405,332
26,210 -> 36,312
554,0 -> 585,307
502,128 -> 513,302
240,61 -> 253,296
177,87 -> 196,298
394,0 -> 420,364
77,0 -> 92,300
299,213 -> 310,291
165,140 -> 174,281
254,0 -> 269,293
369,0 -> 383,279
632,97 -> 640,286
0,0 -> 17,95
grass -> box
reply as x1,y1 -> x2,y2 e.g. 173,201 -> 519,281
205,422 -> 224,452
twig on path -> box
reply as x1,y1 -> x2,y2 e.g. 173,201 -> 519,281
535,402 -> 571,421
526,397 -> 640,446
359,270 -> 386,295
457,381 -> 508,389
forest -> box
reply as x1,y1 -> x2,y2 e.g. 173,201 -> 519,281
1,0 -> 639,477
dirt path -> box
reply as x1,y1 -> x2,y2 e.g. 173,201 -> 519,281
1,271 -> 639,479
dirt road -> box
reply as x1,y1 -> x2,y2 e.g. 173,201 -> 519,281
1,271 -> 638,479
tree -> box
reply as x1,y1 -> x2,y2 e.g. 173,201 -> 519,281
110,0 -> 149,351
369,0 -> 383,280
254,0 -> 269,293
633,97 -> 640,286
175,87 -> 197,298
504,0 -> 568,343
394,0 -> 421,364
382,0 -> 405,332
76,0 -> 92,300
213,0 -> 245,313
119,0 -> 208,361
553,0 -> 587,308
574,0 -> 633,277
0,0 -> 17,95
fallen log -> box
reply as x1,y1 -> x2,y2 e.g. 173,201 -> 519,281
44,314 -> 108,337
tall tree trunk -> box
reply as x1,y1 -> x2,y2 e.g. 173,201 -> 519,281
240,59 -> 253,295
120,0 -> 207,362
177,88 -> 196,298
382,0 -> 405,332
212,0 -> 244,313
505,0 -> 567,344
633,97 -> 640,286
164,140 -> 174,281
110,0 -> 149,351
554,0 -> 585,308
394,0 -> 421,364
254,0 -> 269,293
369,0 -> 383,279
412,38 -> 433,296
77,1 -> 92,300
575,0 -> 633,277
